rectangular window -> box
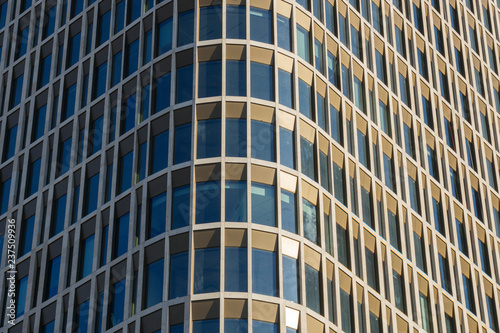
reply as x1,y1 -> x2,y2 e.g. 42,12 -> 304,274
395,26 -> 406,57
375,50 -> 387,84
78,235 -> 94,280
143,259 -> 164,308
111,51 -> 122,87
38,54 -> 52,89
227,60 -> 246,97
305,264 -> 321,313
463,275 -> 476,313
277,14 -> 291,51
320,151 -> 330,191
26,158 -> 41,198
353,77 -> 365,112
113,213 -> 129,259
399,73 -> 410,107
171,185 -> 190,229
250,7 -> 272,44
225,181 -> 247,222
83,173 -> 99,216
93,62 -> 107,99
124,39 -> 139,77
422,95 -> 433,128
169,251 -> 188,299
342,65 -> 352,100
153,73 -> 171,113
314,39 -> 325,73
176,65 -> 194,103
44,255 -> 61,300
198,61 -> 222,98
200,6 -> 222,41
107,279 -> 125,328
0,178 -> 11,215
339,14 -> 349,46
450,5 -> 459,32
427,145 -> 439,180
197,118 -> 221,158
279,69 -> 293,109
67,33 -> 81,68
340,289 -> 353,332
408,176 -> 420,214
194,247 -> 220,294
252,248 -> 277,296
251,120 -> 274,161
174,123 -> 191,164
303,198 -> 318,244
177,9 -> 194,46
10,74 -> 24,109
333,163 -> 346,205
328,51 -> 340,88
417,49 -> 428,79
283,255 -> 299,302
97,11 -> 111,46
117,152 -> 133,194
469,26 -> 478,53
251,182 -> 275,226
281,189 -> 296,233
196,181 -> 221,223
472,187 -> 483,221
226,247 -> 247,292
337,224 -> 350,267
456,219 -> 468,255
379,100 -> 391,136
157,18 -> 173,55
32,105 -> 47,142
227,6 -> 246,39
388,209 -> 401,251
383,153 -> 395,192
148,192 -> 166,238
300,137 -> 315,180
297,25 -> 311,63
226,118 -> 246,157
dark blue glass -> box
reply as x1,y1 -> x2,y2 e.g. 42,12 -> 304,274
84,173 -> 99,215
67,33 -> 81,68
114,1 -> 125,33
3,126 -> 17,162
108,279 -> 126,328
151,130 -> 169,173
225,319 -> 247,333
157,18 -> 173,55
196,181 -> 221,223
283,255 -> 299,302
143,29 -> 152,65
172,185 -> 190,229
317,93 -> 326,130
0,178 -> 11,215
125,39 -> 139,77
250,7 -> 272,43
253,321 -> 277,333
41,321 -> 55,333
176,65 -> 193,103
252,249 -> 276,296
112,51 -> 122,86
225,181 -> 247,222
169,252 -> 188,298
113,213 -> 129,258
303,198 -> 318,244
79,235 -> 95,279
17,276 -> 28,317
251,120 -> 274,161
227,6 -> 246,39
89,116 -> 104,156
298,79 -> 313,119
300,137 -> 315,180
225,247 -> 247,291
62,83 -> 77,120
58,138 -> 72,176
127,0 -> 141,23
251,62 -> 273,101
199,6 -> 222,40
117,151 -> 133,193
194,247 -> 220,293
251,182 -> 275,226
178,10 -> 194,46
0,2 -> 8,30
44,255 -> 61,300
197,119 -> 221,158
154,72 -> 171,113
171,324 -> 184,333
174,123 -> 191,163
121,94 -> 136,134
75,300 -> 90,333
193,320 -> 219,333
93,62 -> 107,99
50,194 -> 67,237
10,74 -> 24,109
198,61 -> 222,97
305,264 -> 321,313
226,60 -> 246,96
38,54 -> 52,89
19,215 -> 35,256
279,69 -> 293,109
148,192 -> 166,238
15,27 -> 29,60
144,259 -> 164,308
277,14 -> 291,51
32,105 -> 47,142
27,158 -> 41,198
226,118 -> 247,157
71,0 -> 83,18
97,11 -> 111,46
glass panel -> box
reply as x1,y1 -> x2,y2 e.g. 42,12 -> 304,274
250,7 -> 272,44
251,62 -> 273,101
194,247 -> 220,293
148,192 -> 166,238
227,6 -> 246,39
251,120 -> 274,161
174,123 -> 191,164
226,60 -> 246,96
303,198 -> 318,244
252,248 -> 277,296
172,185 -> 190,229
226,118 -> 247,157
225,181 -> 247,222
225,247 -> 247,292
197,119 -> 221,158
151,130 -> 169,173
144,259 -> 164,308
198,61 -> 222,98
196,181 -> 221,223
199,6 -> 222,40
251,183 -> 275,226
281,189 -> 296,233
177,10 -> 194,46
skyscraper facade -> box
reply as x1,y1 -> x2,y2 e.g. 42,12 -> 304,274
0,0 -> 499,331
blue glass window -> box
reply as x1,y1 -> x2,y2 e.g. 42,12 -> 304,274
303,198 -> 318,244
113,213 -> 129,259
226,181 -> 247,222
125,39 -> 139,77
67,33 -> 81,68
172,185 -> 190,229
78,235 -> 94,279
176,65 -> 193,103
62,83 -> 77,120
93,62 -> 107,99
121,94 -> 136,134
44,255 -> 61,300
193,320 -> 219,333
251,62 -> 273,101
38,54 -> 52,89
74,300 -> 90,333
383,153 -> 395,192
339,14 -> 349,46
15,27 -> 29,60
143,29 -> 152,65
199,6 -> 222,40
226,60 -> 246,96
305,264 -> 321,313
32,105 -> 47,142
10,74 -> 24,109
26,158 -> 41,198
280,127 -> 295,169
281,189 -> 296,233
16,275 -> 29,317
154,73 -> 171,113
3,125 -> 18,162
376,50 -> 387,83
196,181 -> 221,223
178,10 -> 194,46
301,137 -> 315,180
252,248 -> 277,296
111,51 -> 122,87
148,192 -> 166,238
19,215 -> 35,256
108,279 -> 126,328
0,178 -> 11,215
277,14 -> 291,51
227,6 -> 246,39
117,151 -> 133,194
299,79 -> 313,119
144,259 -> 164,308
330,105 -> 342,144
151,130 -> 169,173
408,176 -> 420,214
351,26 -> 363,60
198,61 -> 222,98
283,255 -> 299,302
456,219 -> 468,255
279,69 -> 293,109
297,25 -> 311,63
83,173 -> 99,215
342,65 -> 352,100
225,319 -> 247,332
225,247 -> 247,292
97,11 -> 111,46
417,49 -> 428,79
194,247 -> 220,293
169,251 -> 188,299
251,182 -> 275,226
157,18 -> 172,56
174,123 -> 191,164
353,77 -> 365,112
251,120 -> 274,161
226,118 -> 247,157
250,7 -> 272,44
